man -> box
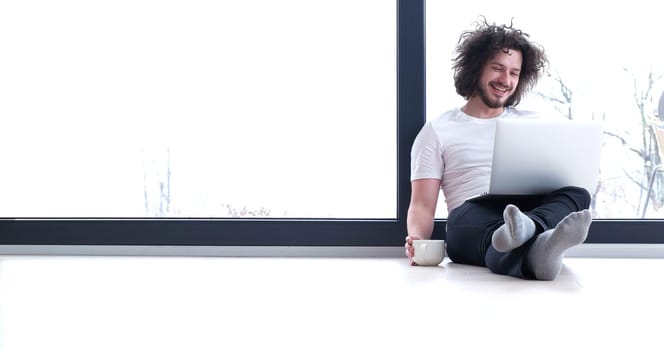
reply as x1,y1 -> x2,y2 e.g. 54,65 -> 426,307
404,19 -> 592,280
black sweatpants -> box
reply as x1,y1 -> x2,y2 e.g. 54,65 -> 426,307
444,186 -> 591,279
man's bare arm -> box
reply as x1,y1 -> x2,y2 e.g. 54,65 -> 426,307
407,178 -> 441,239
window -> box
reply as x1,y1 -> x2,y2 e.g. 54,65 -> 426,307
0,0 -> 415,246
0,1 -> 661,247
0,0 -> 395,219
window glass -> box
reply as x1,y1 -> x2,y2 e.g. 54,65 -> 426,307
0,0 -> 396,218
427,1 -> 664,218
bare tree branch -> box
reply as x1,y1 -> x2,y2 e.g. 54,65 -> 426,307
604,131 -> 628,146
534,91 -> 567,105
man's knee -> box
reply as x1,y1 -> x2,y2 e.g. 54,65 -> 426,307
445,224 -> 487,267
554,186 -> 591,210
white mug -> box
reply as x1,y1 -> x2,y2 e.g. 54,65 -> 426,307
412,239 -> 446,266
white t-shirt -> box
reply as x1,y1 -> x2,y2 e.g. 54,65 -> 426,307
410,107 -> 538,213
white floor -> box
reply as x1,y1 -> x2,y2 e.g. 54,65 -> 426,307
0,255 -> 662,350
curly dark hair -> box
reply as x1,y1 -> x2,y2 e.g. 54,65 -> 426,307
452,17 -> 548,107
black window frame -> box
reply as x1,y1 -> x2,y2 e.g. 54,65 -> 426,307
0,0 -> 662,247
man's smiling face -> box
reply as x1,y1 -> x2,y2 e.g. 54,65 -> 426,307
476,49 -> 522,108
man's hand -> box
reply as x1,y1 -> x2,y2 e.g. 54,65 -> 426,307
404,236 -> 420,266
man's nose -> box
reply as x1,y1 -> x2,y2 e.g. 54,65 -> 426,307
498,71 -> 509,84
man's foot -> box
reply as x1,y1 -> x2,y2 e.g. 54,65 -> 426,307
491,204 -> 536,252
527,210 -> 592,281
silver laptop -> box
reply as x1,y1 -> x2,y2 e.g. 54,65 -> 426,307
486,118 -> 603,195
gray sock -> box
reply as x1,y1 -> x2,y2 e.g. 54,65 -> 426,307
491,204 -> 536,252
527,210 -> 592,281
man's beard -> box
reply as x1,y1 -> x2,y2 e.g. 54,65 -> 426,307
478,83 -> 510,108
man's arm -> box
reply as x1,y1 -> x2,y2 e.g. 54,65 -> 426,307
407,178 -> 441,238
405,178 -> 441,264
